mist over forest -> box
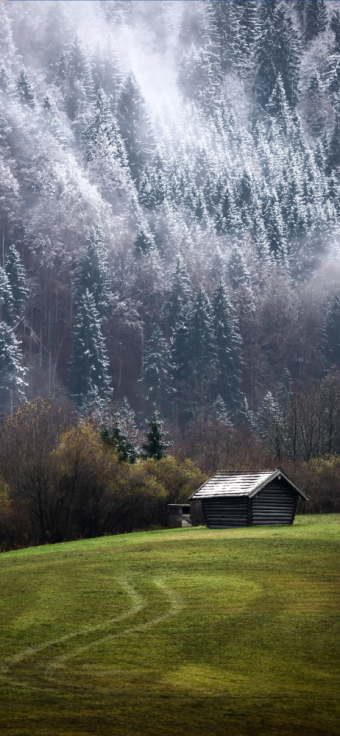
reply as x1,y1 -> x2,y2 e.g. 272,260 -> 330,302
2,0 -> 340,472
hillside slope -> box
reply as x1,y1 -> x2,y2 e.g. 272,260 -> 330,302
0,515 -> 339,735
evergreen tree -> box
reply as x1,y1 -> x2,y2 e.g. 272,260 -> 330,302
17,68 -> 35,109
140,326 -> 174,411
228,246 -> 250,289
116,72 -> 155,186
257,390 -> 283,459
212,282 -> 242,412
305,1 -> 328,45
5,246 -> 28,320
265,75 -> 291,135
142,410 -> 168,460
163,259 -> 192,332
171,308 -> 192,396
327,112 -> 340,174
254,2 -> 300,109
278,367 -> 292,414
74,227 -> 110,317
134,222 -> 155,255
69,290 -> 112,407
0,267 -> 14,324
322,293 -> 340,365
0,321 -> 26,413
83,87 -> 126,166
101,420 -> 137,463
65,36 -> 94,121
236,395 -> 256,431
211,0 -> 240,75
188,288 -> 216,405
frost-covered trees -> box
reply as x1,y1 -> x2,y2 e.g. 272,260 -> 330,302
69,290 -> 112,408
116,73 -> 155,186
0,321 -> 26,413
140,327 -> 173,412
5,246 -> 28,320
212,282 -> 242,412
74,227 -> 110,317
322,294 -> 340,366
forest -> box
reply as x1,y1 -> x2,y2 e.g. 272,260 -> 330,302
1,1 -> 340,547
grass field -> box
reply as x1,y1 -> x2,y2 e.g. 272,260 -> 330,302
0,515 -> 339,736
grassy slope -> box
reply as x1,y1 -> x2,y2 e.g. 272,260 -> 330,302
0,516 -> 339,736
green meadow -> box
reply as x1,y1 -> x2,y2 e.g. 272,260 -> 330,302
0,515 -> 339,736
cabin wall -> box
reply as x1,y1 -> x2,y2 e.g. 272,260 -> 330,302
202,479 -> 298,528
202,497 -> 249,529
250,479 -> 297,526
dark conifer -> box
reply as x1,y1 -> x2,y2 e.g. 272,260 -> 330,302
254,2 -> 300,109
212,282 -> 242,412
116,72 -> 155,186
322,293 -> 340,366
142,410 -> 168,460
0,267 -> 14,325
163,259 -> 192,333
74,227 -> 110,317
305,1 -> 328,45
140,327 -> 174,411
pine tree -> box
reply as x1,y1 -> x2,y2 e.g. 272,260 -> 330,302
116,72 -> 155,186
0,267 -> 14,325
228,246 -> 250,289
236,395 -> 256,431
257,390 -> 283,459
134,222 -> 155,255
142,410 -> 168,460
212,282 -> 242,412
140,327 -> 174,411
101,421 -> 137,463
254,2 -> 300,109
211,0 -> 240,75
5,246 -> 28,320
327,112 -> 340,174
17,69 -> 35,109
163,259 -> 192,333
0,321 -> 26,413
278,367 -> 292,414
69,290 -> 113,407
65,36 -> 94,121
83,87 -> 126,166
171,308 -> 192,394
74,227 -> 110,317
322,293 -> 340,366
305,1 -> 328,45
265,75 -> 291,135
188,288 -> 216,405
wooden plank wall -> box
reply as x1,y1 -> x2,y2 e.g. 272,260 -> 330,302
202,479 -> 298,528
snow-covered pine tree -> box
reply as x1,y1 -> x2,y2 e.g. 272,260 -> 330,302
278,367 -> 292,414
69,289 -> 112,407
321,293 -> 340,366
227,246 -> 251,289
212,281 -> 242,412
0,321 -> 26,414
5,246 -> 28,321
257,390 -> 283,459
304,1 -> 328,45
188,287 -> 216,406
0,267 -> 14,324
163,259 -> 192,333
83,87 -> 127,167
236,395 -> 256,431
142,409 -> 168,460
140,326 -> 174,412
116,72 -> 155,187
254,1 -> 300,109
17,68 -> 35,109
73,227 -> 110,317
134,222 -> 155,255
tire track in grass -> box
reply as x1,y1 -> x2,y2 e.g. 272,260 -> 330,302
47,578 -> 184,675
0,580 -> 144,690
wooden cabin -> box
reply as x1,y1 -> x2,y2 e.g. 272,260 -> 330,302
189,469 -> 308,528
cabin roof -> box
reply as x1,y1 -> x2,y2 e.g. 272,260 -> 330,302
189,468 -> 309,501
